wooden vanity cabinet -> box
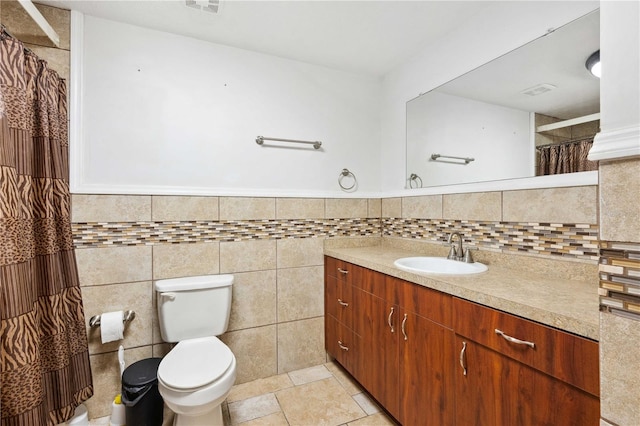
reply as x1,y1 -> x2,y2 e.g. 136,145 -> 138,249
324,257 -> 600,426
327,257 -> 455,425
454,298 -> 600,426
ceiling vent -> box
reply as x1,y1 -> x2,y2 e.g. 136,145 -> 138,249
521,83 -> 557,96
185,0 -> 221,14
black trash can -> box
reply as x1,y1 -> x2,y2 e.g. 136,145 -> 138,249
121,357 -> 164,426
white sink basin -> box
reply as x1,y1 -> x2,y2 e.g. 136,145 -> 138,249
394,257 -> 488,275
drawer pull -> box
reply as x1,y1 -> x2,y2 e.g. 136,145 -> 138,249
388,307 -> 395,333
495,329 -> 535,349
337,268 -> 349,274
401,313 -> 408,341
338,298 -> 349,307
338,340 -> 349,351
460,341 -> 467,376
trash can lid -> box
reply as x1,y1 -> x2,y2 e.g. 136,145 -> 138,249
122,358 -> 162,388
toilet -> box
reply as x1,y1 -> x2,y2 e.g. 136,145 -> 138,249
154,274 -> 237,426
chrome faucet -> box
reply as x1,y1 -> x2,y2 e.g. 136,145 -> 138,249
447,232 -> 475,263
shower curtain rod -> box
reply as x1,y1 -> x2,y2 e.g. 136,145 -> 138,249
536,135 -> 595,149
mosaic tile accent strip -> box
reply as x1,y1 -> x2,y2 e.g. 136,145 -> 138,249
383,218 -> 599,261
599,241 -> 640,321
72,219 -> 381,248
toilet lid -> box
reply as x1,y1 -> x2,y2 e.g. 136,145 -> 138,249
158,337 -> 233,390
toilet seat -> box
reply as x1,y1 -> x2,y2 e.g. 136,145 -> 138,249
158,336 -> 233,390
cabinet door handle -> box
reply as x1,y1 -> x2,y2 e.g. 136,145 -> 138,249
401,313 -> 408,341
338,340 -> 349,351
494,329 -> 535,349
387,307 -> 395,333
459,341 -> 467,376
337,268 -> 349,275
337,298 -> 349,307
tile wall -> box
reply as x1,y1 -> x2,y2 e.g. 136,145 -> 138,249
597,157 -> 640,426
71,195 -> 381,417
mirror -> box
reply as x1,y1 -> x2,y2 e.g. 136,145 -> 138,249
406,10 -> 599,189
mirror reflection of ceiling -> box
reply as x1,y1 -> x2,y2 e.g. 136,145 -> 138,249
436,11 -> 599,120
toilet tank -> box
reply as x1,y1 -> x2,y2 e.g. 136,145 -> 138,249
154,274 -> 234,342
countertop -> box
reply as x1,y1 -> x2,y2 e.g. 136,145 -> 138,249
324,245 -> 599,341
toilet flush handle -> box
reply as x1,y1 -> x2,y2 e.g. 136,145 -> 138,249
161,292 -> 176,302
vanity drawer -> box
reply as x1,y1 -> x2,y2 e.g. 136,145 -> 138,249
325,274 -> 353,329
325,256 -> 354,284
453,298 -> 599,396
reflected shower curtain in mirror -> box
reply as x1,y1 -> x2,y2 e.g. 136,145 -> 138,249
536,138 -> 599,175
0,30 -> 93,425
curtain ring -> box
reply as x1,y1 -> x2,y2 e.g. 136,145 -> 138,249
408,173 -> 423,189
338,168 -> 357,191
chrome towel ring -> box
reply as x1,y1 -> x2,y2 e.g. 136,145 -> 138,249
408,173 -> 423,189
338,168 -> 357,191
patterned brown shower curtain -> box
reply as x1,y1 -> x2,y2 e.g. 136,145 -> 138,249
0,30 -> 93,425
536,138 -> 599,175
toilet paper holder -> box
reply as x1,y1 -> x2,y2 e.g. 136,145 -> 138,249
89,310 -> 136,328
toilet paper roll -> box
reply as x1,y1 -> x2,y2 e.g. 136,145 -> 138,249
100,311 -> 124,344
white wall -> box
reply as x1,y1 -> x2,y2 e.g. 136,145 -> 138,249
380,1 -> 600,192
406,91 -> 532,187
74,15 -> 381,197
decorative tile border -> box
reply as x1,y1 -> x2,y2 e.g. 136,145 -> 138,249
599,241 -> 640,321
72,216 -> 599,261
72,219 -> 381,247
383,218 -> 599,261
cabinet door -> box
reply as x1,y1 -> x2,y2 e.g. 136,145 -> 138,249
399,311 -> 455,426
455,337 -> 534,426
353,287 -> 400,419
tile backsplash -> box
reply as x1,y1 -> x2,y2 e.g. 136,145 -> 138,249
72,187 -> 598,418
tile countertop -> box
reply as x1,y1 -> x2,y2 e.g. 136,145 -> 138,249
324,245 -> 600,341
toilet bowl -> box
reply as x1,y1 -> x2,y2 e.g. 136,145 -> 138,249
157,337 -> 236,426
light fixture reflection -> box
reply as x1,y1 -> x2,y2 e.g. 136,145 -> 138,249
586,50 -> 600,78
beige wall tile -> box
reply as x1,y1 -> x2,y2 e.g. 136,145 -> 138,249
220,325 -> 277,384
600,159 -> 640,242
152,343 -> 172,358
72,195 -> 151,223
86,346 -> 152,419
600,312 -> 640,425
151,196 -> 218,221
220,240 -> 276,273
503,186 -> 597,224
76,246 -> 152,286
325,199 -> 368,219
152,242 -> 220,279
82,281 -> 153,355
228,270 -> 277,331
443,192 -> 502,221
402,195 -> 443,219
1,2 -> 70,49
367,199 -> 382,218
381,198 -> 402,218
277,266 -> 324,322
219,197 -> 275,220
276,198 -> 324,219
277,317 -> 325,373
277,237 -> 324,269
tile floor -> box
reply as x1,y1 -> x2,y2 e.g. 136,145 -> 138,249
90,361 -> 397,426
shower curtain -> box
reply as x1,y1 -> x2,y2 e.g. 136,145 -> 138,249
536,138 -> 598,175
0,29 -> 93,425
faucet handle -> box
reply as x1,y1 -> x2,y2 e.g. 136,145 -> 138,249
463,247 -> 477,263
447,244 -> 458,260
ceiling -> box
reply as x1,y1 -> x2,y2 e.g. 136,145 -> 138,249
435,10 -> 600,119
39,0 -> 491,76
